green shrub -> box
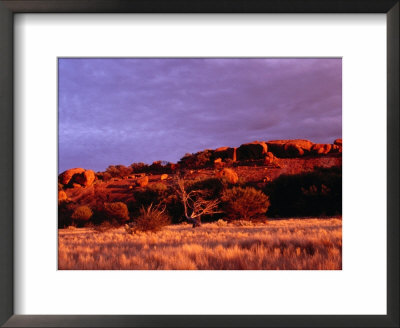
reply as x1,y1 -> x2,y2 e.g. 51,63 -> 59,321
221,187 -> 270,220
71,206 -> 93,221
104,202 -> 129,222
129,204 -> 170,232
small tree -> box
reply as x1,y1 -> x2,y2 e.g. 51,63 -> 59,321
176,177 -> 221,227
71,205 -> 93,221
104,202 -> 129,223
221,187 -> 270,221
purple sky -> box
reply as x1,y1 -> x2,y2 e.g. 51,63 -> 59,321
58,58 -> 342,173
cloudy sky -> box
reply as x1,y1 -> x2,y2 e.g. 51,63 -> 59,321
58,58 -> 342,173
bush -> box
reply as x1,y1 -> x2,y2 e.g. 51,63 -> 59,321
128,204 -> 170,232
187,178 -> 224,199
265,166 -> 342,217
71,205 -> 93,221
221,187 -> 270,220
105,165 -> 132,178
130,162 -> 149,174
104,202 -> 129,222
178,150 -> 213,169
58,202 -> 74,228
97,172 -> 112,182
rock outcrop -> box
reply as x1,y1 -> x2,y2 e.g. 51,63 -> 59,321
237,141 -> 268,161
58,190 -> 68,202
311,143 -> 332,155
334,138 -> 342,146
73,170 -> 96,187
264,152 -> 278,165
213,147 -> 236,161
59,168 -> 96,187
59,168 -> 85,185
266,139 -> 313,158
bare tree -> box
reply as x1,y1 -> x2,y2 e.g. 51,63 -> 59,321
176,177 -> 221,227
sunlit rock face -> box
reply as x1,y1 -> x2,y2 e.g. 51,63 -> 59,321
236,141 -> 268,161
59,168 -> 85,185
311,143 -> 332,155
266,139 -> 313,158
58,168 -> 96,187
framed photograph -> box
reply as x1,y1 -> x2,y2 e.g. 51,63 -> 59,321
0,0 -> 398,327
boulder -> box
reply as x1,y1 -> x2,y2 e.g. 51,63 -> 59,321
58,190 -> 68,202
331,144 -> 342,153
73,170 -> 96,187
214,147 -> 236,161
59,168 -> 85,185
284,143 -> 305,157
160,174 -> 168,180
216,168 -> 238,184
334,138 -> 342,146
267,139 -> 313,158
311,143 -> 332,155
136,176 -> 149,187
236,141 -> 268,161
264,152 -> 277,165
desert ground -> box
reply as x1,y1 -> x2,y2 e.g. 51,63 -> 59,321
58,217 -> 342,270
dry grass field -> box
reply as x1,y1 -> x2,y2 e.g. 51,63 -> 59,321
58,217 -> 341,270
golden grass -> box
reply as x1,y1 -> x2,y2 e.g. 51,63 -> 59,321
58,217 -> 341,270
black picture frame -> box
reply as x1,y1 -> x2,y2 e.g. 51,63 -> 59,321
0,1 -> 398,327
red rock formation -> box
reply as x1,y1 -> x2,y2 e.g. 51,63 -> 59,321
59,168 -> 85,185
237,141 -> 268,161
267,139 -> 313,158
264,152 -> 278,165
58,190 -> 68,202
334,138 -> 342,146
311,144 -> 332,155
214,147 -> 236,161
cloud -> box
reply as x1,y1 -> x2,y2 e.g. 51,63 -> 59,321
58,58 -> 342,172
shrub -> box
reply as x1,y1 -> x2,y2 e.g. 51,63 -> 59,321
105,165 -> 132,178
93,220 -> 120,232
104,202 -> 129,222
71,206 -> 93,221
216,219 -> 228,227
97,172 -> 112,182
130,162 -> 149,174
178,150 -> 213,169
216,168 -> 238,184
129,204 -> 170,232
58,202 -> 74,228
187,178 -> 224,199
132,184 -> 170,210
221,187 -> 270,220
265,166 -> 342,217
